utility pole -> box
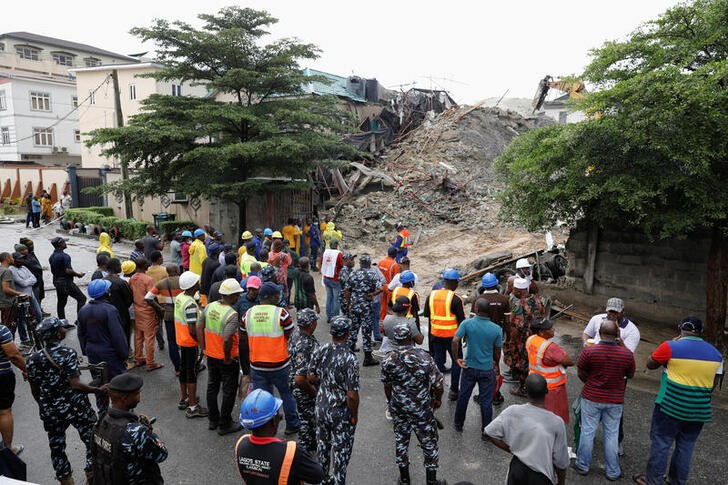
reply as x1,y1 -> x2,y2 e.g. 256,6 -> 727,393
111,69 -> 133,219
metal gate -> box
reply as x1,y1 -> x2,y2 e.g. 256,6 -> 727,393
76,175 -> 104,207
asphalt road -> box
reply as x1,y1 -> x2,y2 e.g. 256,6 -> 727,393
4,222 -> 727,484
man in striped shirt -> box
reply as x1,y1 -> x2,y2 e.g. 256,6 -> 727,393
633,316 -> 723,485
573,319 -> 635,481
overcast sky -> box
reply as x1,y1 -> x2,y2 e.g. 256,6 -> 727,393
5,0 -> 681,103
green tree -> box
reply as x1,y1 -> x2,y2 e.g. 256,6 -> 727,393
88,7 -> 357,210
495,0 -> 728,348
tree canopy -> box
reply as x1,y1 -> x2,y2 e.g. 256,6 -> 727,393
495,0 -> 728,239
87,7 -> 357,202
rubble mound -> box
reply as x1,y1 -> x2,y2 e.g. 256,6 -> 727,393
336,105 -> 553,242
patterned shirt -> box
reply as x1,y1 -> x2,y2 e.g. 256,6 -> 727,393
0,325 -> 13,374
288,328 -> 319,398
106,408 -> 168,484
381,346 -> 443,414
578,341 -> 635,404
309,342 -> 359,409
344,268 -> 381,312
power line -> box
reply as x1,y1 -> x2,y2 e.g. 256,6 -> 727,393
4,73 -> 111,144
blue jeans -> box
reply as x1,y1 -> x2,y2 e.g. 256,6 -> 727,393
576,397 -> 623,479
163,319 -> 181,372
431,336 -> 461,392
370,299 -> 381,340
323,278 -> 341,321
454,367 -> 495,431
251,366 -> 300,430
645,405 -> 703,485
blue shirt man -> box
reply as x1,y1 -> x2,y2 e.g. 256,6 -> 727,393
452,298 -> 503,433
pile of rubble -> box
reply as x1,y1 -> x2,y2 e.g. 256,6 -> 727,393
334,105 -> 553,243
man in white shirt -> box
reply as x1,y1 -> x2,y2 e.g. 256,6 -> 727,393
387,257 -> 419,290
581,297 -> 640,456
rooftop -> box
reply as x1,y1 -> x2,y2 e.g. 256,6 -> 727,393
302,67 -> 366,103
1,31 -> 136,61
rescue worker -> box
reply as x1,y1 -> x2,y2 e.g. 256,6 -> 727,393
239,242 -> 258,277
381,323 -> 445,485
26,317 -> 105,485
308,316 -> 360,485
422,269 -> 466,401
92,373 -> 168,484
287,308 -> 319,454
240,282 -> 300,435
236,389 -> 325,484
188,229 -> 207,276
338,253 -> 356,319
174,271 -> 207,418
390,222 -> 411,263
506,277 -> 545,397
343,254 -> 383,366
377,247 -> 401,325
390,270 -> 421,330
526,318 -> 573,424
506,258 -> 538,295
198,278 -> 242,435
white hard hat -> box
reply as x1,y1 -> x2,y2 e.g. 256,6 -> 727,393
179,271 -> 200,290
219,278 -> 243,295
516,258 -> 531,269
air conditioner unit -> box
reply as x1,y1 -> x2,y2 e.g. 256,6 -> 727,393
171,192 -> 188,203
61,147 -> 68,152
52,146 -> 59,153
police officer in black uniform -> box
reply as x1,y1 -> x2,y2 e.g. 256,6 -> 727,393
92,373 -> 168,484
26,317 -> 106,485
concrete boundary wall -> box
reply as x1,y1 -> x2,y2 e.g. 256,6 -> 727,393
0,164 -> 69,202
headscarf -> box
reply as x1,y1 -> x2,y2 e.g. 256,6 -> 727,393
97,232 -> 114,258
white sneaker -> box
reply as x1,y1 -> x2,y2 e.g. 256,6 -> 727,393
385,407 -> 392,421
568,446 -> 576,460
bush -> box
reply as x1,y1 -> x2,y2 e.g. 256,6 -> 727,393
116,219 -> 148,240
63,208 -> 149,240
84,206 -> 115,217
160,220 -> 196,236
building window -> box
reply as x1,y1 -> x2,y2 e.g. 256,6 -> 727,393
129,84 -> 136,100
0,127 -> 9,145
16,46 -> 40,61
72,96 -> 78,108
84,57 -> 101,67
52,53 -> 74,66
30,91 -> 51,111
33,128 -> 53,147
74,130 -> 81,143
0,91 -> 6,111
0,43 -> 5,53
172,84 -> 182,96
89,90 -> 95,105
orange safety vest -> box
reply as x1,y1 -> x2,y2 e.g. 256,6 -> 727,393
397,229 -> 411,249
391,287 -> 416,318
378,257 -> 398,283
245,305 -> 289,364
173,293 -> 198,348
429,289 -> 459,338
235,435 -> 296,485
526,334 -> 566,389
203,301 -> 239,360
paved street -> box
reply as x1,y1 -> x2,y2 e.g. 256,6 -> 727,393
4,222 -> 726,484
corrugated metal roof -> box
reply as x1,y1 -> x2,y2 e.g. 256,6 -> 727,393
302,67 -> 366,103
0,31 -> 137,61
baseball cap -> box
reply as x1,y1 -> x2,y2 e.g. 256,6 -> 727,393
679,316 -> 703,333
605,298 -> 624,312
51,236 -> 68,247
245,276 -> 261,290
392,295 -> 411,313
531,318 -> 554,331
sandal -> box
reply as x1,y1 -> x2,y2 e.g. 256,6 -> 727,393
632,473 -> 647,485
146,363 -> 164,372
11,444 -> 24,455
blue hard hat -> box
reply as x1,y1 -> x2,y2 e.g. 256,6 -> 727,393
87,279 -> 112,299
239,389 -> 282,429
400,270 -> 415,284
181,230 -> 193,238
193,229 -> 205,238
263,228 -> 273,236
442,268 -> 460,281
481,272 -> 498,288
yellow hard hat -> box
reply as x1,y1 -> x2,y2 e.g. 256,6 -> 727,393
121,260 -> 136,275
327,222 -> 335,230
241,230 -> 253,240
271,231 -> 283,239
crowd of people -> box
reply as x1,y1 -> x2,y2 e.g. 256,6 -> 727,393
0,217 -> 723,485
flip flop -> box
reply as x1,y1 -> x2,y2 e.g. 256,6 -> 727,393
632,473 -> 647,485
146,363 -> 164,372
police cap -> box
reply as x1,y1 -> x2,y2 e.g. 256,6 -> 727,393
107,373 -> 144,393
329,316 -> 351,337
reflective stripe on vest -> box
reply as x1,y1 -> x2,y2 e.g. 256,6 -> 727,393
398,230 -> 411,248
235,435 -> 296,485
391,287 -> 415,318
245,305 -> 289,364
239,253 -> 256,276
429,289 -> 458,337
173,293 -> 198,347
526,334 -> 566,389
204,301 -> 238,359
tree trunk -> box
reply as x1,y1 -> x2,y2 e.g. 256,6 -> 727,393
705,227 -> 727,351
583,222 -> 599,295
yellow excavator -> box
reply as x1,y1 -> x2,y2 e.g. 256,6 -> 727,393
531,75 -> 586,113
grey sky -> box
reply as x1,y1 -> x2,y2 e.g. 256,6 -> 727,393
5,0 -> 681,103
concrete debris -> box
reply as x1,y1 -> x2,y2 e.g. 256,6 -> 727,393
335,105 -> 553,242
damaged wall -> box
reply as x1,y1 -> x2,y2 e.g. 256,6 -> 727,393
566,223 -> 714,324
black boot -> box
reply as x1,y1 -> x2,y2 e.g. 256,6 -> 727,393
363,351 -> 379,367
426,469 -> 446,485
398,465 -> 410,485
